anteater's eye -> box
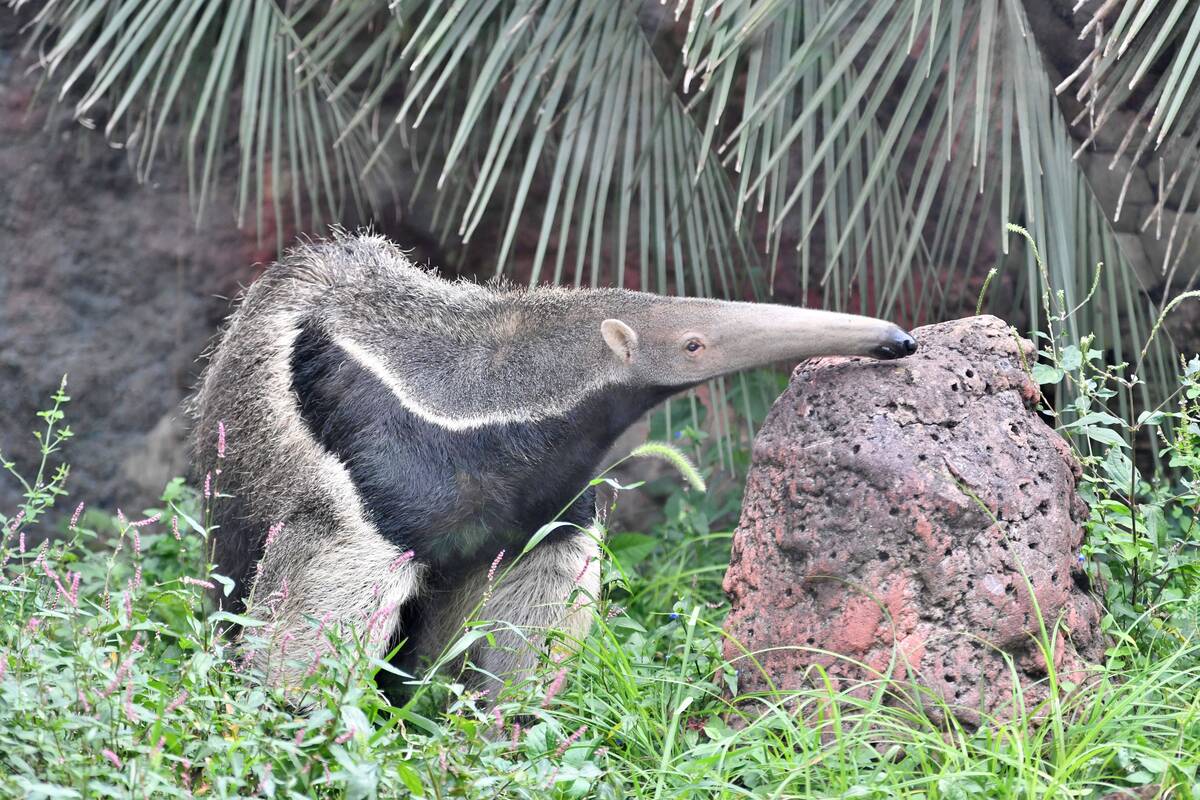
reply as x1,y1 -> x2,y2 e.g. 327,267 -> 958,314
685,339 -> 704,353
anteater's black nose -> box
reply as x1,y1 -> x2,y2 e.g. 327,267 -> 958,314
871,329 -> 918,360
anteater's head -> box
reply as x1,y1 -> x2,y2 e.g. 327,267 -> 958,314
595,296 -> 917,390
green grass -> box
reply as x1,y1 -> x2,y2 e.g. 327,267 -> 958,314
3,376 -> 1200,798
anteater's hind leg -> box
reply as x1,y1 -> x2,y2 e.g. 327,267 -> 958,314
400,528 -> 602,697
242,522 -> 425,693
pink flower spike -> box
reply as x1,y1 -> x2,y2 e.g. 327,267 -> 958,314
203,472 -> 212,499
0,652 -> 7,680
510,722 -> 522,751
17,532 -> 24,554
116,509 -> 128,529
264,522 -> 284,550
335,727 -> 355,745
69,502 -> 84,530
487,549 -> 506,583
181,576 -> 215,590
165,690 -> 189,714
387,549 -> 415,572
26,617 -> 41,634
131,513 -> 160,528
555,724 -> 588,758
7,510 -> 25,533
101,749 -> 122,769
217,421 -> 227,459
542,667 -> 568,707
573,555 -> 593,584
171,515 -> 180,540
124,682 -> 138,722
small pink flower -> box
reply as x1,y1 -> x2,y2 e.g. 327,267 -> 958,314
77,689 -> 91,713
101,657 -> 133,699
0,652 -> 7,680
555,724 -> 588,757
69,503 -> 85,530
256,763 -> 272,795
542,667 -> 568,707
335,727 -> 355,745
171,515 -> 181,540
17,531 -> 24,554
26,617 -> 41,634
217,421 -> 227,460
116,509 -> 128,528
510,722 -> 522,751
203,472 -> 212,499
264,522 -> 284,550
151,736 -> 166,756
181,576 -> 215,590
487,549 -> 506,583
387,550 -> 415,572
101,749 -> 122,769
165,690 -> 189,714
123,585 -> 133,621
492,705 -> 504,731
439,749 -> 448,771
124,683 -> 138,722
131,513 -> 160,528
606,604 -> 625,620
7,510 -> 25,533
573,555 -> 593,584
294,728 -> 306,746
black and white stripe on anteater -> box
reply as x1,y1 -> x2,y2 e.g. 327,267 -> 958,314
191,232 -> 917,693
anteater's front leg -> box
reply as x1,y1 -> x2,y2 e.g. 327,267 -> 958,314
402,527 -> 601,696
242,522 -> 425,692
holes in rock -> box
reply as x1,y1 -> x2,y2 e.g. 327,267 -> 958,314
918,453 -> 928,461
950,382 -> 959,392
853,444 -> 861,454
889,507 -> 899,517
945,673 -> 956,684
806,637 -> 816,646
877,550 -> 889,561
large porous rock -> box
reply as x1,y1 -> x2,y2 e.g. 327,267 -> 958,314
722,315 -> 1106,727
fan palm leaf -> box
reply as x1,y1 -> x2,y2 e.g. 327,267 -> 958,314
12,0 -> 1200,437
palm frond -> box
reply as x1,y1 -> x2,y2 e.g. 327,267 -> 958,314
11,0 -> 1191,429
17,0 -> 388,248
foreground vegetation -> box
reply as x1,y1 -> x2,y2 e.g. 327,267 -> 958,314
3,331 -> 1200,799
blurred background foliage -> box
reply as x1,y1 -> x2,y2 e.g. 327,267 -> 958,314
7,0 -> 1200,472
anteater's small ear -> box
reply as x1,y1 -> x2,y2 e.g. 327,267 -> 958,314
601,318 -> 639,363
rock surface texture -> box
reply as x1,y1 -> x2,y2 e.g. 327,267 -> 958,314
722,315 -> 1106,727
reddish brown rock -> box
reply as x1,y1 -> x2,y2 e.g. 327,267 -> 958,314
722,315 -> 1106,727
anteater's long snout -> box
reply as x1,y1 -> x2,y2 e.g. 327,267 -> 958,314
870,327 -> 918,360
